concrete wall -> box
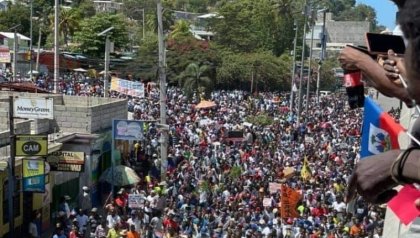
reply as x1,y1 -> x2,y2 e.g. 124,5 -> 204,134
0,93 -> 128,134
0,120 -> 31,146
326,21 -> 371,46
52,96 -> 127,134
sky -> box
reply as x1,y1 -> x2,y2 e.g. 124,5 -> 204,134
356,0 -> 398,30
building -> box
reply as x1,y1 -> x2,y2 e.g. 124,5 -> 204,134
0,32 -> 31,76
0,1 -> 8,12
173,11 -> 216,40
306,12 -> 371,59
93,0 -> 122,13
0,92 -> 128,237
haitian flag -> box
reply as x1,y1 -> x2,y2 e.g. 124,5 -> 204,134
360,97 -> 405,158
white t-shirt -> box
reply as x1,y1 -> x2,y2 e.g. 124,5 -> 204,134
106,214 -> 121,229
332,201 -> 346,213
128,217 -> 141,232
29,222 -> 38,238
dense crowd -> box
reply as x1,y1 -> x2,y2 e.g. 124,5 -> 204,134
51,88 -> 385,238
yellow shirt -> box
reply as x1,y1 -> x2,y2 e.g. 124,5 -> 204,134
107,228 -> 118,238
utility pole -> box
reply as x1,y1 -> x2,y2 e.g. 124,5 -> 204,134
36,27 -> 41,72
290,21 -> 298,112
12,29 -> 18,82
7,96 -> 16,238
305,9 -> 316,116
157,0 -> 168,182
297,0 -> 309,123
29,0 -> 33,80
316,9 -> 327,103
53,0 -> 59,93
97,27 -> 114,97
104,35 -> 110,97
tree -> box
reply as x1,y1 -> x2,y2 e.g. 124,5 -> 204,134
73,13 -> 129,57
179,62 -> 212,99
215,49 -> 291,91
49,7 -> 80,47
335,4 -> 381,31
0,3 -> 31,37
210,0 -> 262,53
122,31 -> 158,80
73,0 -> 96,19
169,19 -> 192,40
145,4 -> 175,34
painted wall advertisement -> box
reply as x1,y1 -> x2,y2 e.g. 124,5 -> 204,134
13,97 -> 54,119
113,120 -> 144,141
46,151 -> 85,172
15,135 -> 48,156
22,159 -> 45,192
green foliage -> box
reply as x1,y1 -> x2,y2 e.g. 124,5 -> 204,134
74,0 -> 96,19
210,0 -> 264,53
0,3 -> 31,37
73,13 -> 129,57
49,7 -> 81,47
119,31 -> 158,80
246,113 -> 274,127
165,35 -> 217,85
179,62 -> 212,99
169,20 -> 192,40
319,55 -> 340,91
215,49 -> 291,91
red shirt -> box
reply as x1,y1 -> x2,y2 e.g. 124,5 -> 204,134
163,218 -> 178,230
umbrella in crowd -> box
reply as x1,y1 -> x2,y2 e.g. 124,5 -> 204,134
195,100 -> 216,109
73,68 -> 88,72
99,165 -> 140,186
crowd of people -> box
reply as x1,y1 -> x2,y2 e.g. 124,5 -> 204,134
49,0 -> 420,237
51,86 -> 388,238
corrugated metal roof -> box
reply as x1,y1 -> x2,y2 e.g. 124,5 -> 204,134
0,32 -> 31,41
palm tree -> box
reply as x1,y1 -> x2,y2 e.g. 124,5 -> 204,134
179,63 -> 212,99
169,19 -> 192,39
49,7 -> 80,47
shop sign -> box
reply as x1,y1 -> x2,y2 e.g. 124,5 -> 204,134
13,97 -> 54,119
113,119 -> 144,141
46,151 -> 85,172
22,159 -> 45,192
16,135 -> 48,156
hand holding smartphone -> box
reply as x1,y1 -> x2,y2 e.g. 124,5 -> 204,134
365,32 -> 405,55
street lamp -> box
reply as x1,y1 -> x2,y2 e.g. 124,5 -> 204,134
290,21 -> 298,112
297,0 -> 309,123
305,8 -> 326,115
316,8 -> 328,103
97,27 -> 114,98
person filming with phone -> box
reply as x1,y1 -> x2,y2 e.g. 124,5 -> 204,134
339,0 -> 420,206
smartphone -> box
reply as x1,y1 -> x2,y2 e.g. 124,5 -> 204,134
365,32 -> 405,55
347,45 -> 370,54
347,45 -> 376,59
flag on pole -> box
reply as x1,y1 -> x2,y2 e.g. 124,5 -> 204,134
300,156 -> 312,181
360,97 -> 405,158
